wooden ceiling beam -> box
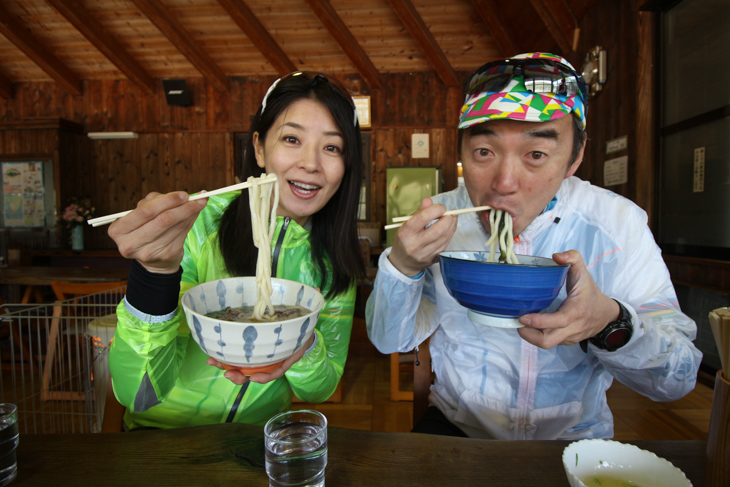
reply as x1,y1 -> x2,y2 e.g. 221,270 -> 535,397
529,0 -> 577,54
46,0 -> 156,95
0,72 -> 13,99
304,0 -> 382,89
0,2 -> 81,95
469,0 -> 521,58
130,0 -> 230,93
216,0 -> 296,75
385,0 -> 460,88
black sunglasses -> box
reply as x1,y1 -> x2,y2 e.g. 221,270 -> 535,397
464,58 -> 588,103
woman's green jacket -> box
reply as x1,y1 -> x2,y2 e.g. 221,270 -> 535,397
109,193 -> 355,429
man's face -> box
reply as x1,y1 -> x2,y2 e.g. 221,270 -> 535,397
460,116 -> 584,237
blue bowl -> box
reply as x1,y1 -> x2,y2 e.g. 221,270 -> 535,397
439,251 -> 569,327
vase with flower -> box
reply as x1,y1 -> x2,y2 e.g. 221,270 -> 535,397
58,197 -> 95,252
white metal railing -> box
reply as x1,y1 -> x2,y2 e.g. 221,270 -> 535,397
0,286 -> 125,434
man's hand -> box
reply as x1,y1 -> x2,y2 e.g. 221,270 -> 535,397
388,198 -> 458,277
517,250 -> 620,349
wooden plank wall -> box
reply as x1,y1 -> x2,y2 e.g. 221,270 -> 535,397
568,0 -> 639,205
0,72 -> 467,250
0,0 -> 656,253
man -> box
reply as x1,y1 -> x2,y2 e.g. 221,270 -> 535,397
366,53 -> 702,440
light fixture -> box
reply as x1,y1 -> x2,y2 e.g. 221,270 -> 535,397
581,46 -> 607,98
87,132 -> 139,140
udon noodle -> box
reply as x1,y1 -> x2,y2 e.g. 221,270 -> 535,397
484,209 -> 519,264
248,173 -> 279,320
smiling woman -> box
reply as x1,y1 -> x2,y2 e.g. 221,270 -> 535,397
107,71 -> 366,430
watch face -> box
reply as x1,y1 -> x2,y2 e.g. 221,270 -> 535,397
605,327 -> 631,350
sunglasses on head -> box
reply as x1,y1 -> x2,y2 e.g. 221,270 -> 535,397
261,71 -> 358,126
464,58 -> 588,102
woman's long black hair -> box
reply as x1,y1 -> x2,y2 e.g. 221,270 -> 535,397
218,73 -> 365,298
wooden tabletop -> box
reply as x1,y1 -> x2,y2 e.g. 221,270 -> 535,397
0,266 -> 128,286
12,423 -> 706,486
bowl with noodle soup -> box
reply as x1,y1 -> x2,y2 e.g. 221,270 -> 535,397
562,439 -> 691,487
181,276 -> 325,374
438,251 -> 569,328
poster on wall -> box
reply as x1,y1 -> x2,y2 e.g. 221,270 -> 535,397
2,161 -> 46,227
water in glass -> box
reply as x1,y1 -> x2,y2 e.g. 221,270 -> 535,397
265,421 -> 327,487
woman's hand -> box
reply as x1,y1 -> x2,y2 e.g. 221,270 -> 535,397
207,334 -> 316,385
108,191 -> 208,274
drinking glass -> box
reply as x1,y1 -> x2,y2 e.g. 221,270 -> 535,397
0,404 -> 18,487
264,409 -> 328,487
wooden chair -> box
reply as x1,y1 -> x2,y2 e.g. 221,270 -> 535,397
391,337 -> 434,414
101,370 -> 126,433
412,337 -> 432,427
41,280 -> 127,402
390,351 -> 415,401
50,280 -> 128,303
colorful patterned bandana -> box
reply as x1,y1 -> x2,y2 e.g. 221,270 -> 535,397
459,53 -> 587,130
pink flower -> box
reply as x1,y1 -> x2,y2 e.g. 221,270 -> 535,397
59,198 -> 95,227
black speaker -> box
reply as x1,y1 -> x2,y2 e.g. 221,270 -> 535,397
162,79 -> 192,107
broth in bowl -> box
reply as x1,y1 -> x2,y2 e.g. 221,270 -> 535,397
207,305 -> 311,323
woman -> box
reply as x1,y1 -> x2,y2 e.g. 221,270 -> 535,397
108,72 -> 365,430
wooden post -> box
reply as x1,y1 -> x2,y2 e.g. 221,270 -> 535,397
706,370 -> 730,487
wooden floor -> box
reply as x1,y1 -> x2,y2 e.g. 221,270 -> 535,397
297,317 -> 715,441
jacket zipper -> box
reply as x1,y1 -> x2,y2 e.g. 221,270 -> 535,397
226,216 -> 290,423
271,217 -> 290,277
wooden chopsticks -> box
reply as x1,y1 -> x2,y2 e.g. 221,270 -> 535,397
384,205 -> 492,230
88,174 -> 278,227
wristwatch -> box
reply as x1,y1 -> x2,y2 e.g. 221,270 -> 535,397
582,299 -> 633,352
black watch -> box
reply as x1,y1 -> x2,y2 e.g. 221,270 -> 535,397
583,300 -> 633,352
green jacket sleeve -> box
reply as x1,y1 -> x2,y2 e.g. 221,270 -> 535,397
109,303 -> 190,412
285,283 -> 356,403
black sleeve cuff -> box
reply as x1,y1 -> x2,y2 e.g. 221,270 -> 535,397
125,259 -> 183,316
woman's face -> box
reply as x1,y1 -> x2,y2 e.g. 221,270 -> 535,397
253,98 -> 346,227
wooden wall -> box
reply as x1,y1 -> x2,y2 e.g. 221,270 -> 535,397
0,71 -> 469,251
0,0 -> 659,254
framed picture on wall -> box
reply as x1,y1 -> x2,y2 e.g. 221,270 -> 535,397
353,96 -> 371,129
234,133 -> 250,183
359,133 -> 371,221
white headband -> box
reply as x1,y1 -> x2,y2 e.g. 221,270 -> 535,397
260,72 -> 358,126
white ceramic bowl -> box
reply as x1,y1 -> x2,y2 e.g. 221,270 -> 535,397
181,277 -> 325,373
562,439 -> 692,487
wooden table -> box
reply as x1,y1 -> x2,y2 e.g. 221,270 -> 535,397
12,423 -> 706,486
0,266 -> 129,303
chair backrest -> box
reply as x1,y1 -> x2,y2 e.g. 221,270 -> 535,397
50,280 -> 127,302
101,371 -> 126,433
413,337 -> 432,427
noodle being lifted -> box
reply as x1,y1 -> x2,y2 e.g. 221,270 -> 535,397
247,173 -> 279,321
484,209 -> 519,264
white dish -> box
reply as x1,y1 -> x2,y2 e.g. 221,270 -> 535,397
562,439 -> 692,487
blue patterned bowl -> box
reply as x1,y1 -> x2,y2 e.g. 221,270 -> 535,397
438,251 -> 569,328
181,277 -> 325,373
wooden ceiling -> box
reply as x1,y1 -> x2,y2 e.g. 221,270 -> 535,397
0,0 -> 602,98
